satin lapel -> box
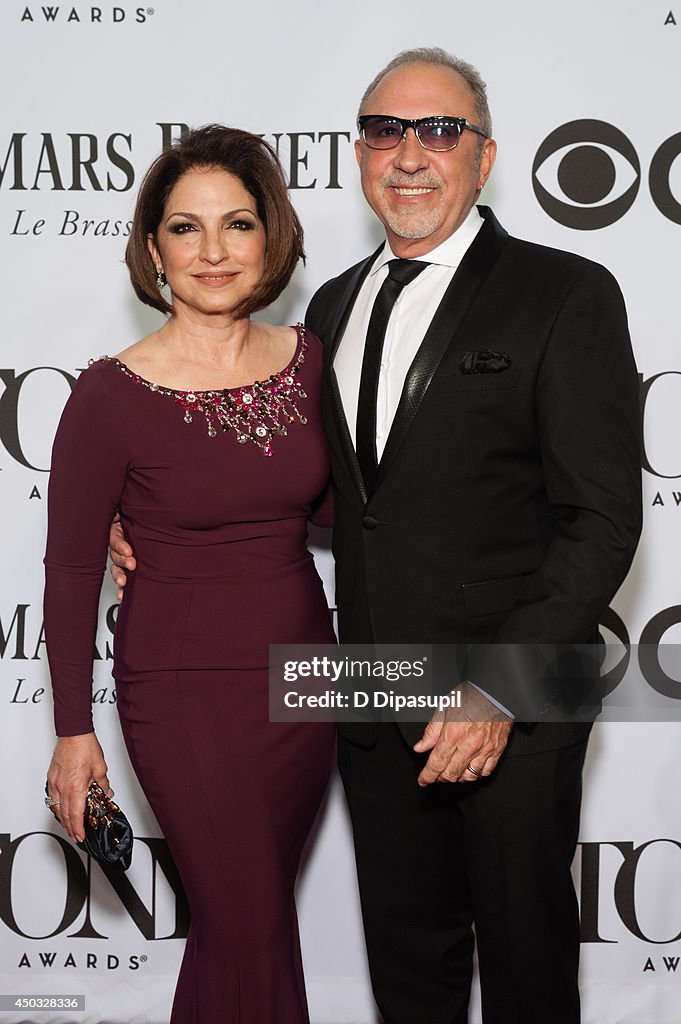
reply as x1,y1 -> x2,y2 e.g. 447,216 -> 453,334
374,209 -> 509,491
327,245 -> 383,365
326,245 -> 383,505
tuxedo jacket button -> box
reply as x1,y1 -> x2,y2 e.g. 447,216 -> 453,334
362,514 -> 379,530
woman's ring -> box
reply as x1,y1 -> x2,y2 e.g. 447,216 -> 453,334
44,795 -> 60,808
466,763 -> 483,777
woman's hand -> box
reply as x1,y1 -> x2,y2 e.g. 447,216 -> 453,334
46,733 -> 113,844
109,513 -> 136,601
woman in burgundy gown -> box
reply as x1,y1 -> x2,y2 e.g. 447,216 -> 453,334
44,126 -> 336,1023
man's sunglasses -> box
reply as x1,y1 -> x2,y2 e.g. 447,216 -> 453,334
358,115 -> 488,152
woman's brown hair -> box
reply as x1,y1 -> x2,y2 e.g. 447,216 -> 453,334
125,124 -> 305,320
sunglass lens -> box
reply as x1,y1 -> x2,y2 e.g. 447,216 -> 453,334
362,117 -> 403,149
418,119 -> 462,151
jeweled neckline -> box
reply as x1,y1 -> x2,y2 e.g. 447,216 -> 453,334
95,324 -> 309,457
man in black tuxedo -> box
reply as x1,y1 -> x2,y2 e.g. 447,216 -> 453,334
305,48 -> 641,1023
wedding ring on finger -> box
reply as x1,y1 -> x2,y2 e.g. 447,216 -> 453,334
466,762 -> 483,777
44,794 -> 60,808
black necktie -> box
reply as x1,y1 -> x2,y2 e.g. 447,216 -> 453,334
356,259 -> 427,491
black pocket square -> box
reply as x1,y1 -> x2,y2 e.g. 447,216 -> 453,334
460,350 -> 512,374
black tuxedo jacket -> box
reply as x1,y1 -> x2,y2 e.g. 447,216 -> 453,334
306,207 -> 642,755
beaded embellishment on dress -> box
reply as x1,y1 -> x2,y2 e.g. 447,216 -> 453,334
93,326 -> 309,457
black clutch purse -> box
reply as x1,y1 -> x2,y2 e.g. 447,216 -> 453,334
45,780 -> 133,871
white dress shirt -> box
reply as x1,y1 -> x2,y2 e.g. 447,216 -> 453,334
334,205 -> 483,458
333,206 -> 512,718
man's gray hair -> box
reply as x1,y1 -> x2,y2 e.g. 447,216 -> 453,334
358,47 -> 492,140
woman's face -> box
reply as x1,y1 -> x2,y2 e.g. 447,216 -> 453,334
148,166 -> 266,321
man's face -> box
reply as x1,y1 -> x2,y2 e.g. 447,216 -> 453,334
355,62 -> 496,257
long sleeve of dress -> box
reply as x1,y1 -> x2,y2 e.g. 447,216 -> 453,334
44,363 -> 131,736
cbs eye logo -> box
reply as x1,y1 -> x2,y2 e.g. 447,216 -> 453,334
532,119 -> 681,229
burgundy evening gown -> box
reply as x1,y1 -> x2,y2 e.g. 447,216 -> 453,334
44,326 -> 336,1023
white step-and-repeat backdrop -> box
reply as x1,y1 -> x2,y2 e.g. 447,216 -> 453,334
1,2 -> 679,1021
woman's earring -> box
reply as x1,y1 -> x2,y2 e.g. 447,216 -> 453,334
156,267 -> 166,289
